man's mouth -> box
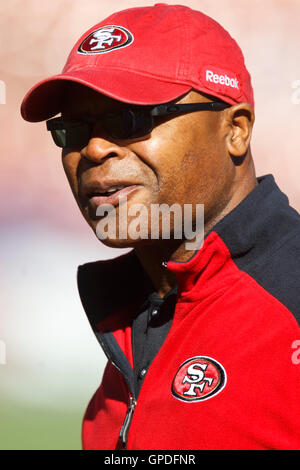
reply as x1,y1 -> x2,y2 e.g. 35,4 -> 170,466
91,185 -> 127,197
83,182 -> 142,209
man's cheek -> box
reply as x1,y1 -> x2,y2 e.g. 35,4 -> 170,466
62,155 -> 80,193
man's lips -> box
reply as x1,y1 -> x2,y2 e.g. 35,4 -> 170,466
82,180 -> 135,197
84,184 -> 142,209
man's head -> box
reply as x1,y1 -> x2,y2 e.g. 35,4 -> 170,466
21,4 -> 256,248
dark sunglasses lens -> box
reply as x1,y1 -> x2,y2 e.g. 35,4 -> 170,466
51,129 -> 66,148
104,109 -> 153,139
51,123 -> 90,148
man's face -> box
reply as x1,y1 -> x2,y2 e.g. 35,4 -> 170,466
60,84 -> 234,248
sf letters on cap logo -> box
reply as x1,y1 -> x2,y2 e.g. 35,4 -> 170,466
171,356 -> 226,402
78,25 -> 134,54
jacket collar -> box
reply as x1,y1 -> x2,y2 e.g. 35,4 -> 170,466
77,174 -> 290,330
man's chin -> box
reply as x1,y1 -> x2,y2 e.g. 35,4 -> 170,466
88,209 -> 156,248
93,233 -> 153,249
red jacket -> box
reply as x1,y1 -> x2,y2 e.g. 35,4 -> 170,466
77,175 -> 300,450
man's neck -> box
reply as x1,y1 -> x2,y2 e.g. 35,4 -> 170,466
135,240 -> 192,298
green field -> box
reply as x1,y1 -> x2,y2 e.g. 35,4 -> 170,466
0,399 -> 83,450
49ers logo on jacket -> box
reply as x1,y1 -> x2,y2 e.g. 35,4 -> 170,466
78,25 -> 134,54
171,356 -> 226,402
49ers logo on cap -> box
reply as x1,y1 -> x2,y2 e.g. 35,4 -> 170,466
171,356 -> 226,402
78,25 -> 134,55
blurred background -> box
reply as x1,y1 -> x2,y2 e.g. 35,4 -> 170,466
1,0 -> 300,450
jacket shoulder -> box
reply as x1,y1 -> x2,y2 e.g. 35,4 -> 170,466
241,225 -> 300,327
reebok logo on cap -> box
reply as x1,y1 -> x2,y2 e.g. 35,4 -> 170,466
201,66 -> 242,102
206,70 -> 239,90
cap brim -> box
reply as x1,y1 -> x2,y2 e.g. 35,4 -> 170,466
21,68 -> 192,122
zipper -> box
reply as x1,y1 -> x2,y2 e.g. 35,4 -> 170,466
95,331 -> 137,449
119,395 -> 137,449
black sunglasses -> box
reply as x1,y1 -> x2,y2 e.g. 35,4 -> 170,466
46,101 -> 230,148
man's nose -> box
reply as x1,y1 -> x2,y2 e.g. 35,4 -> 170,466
80,134 -> 126,164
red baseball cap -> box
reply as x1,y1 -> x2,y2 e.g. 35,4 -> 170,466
21,3 -> 254,122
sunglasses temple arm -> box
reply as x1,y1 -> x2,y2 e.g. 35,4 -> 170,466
151,102 -> 230,117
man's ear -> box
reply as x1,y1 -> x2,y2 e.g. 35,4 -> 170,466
225,103 -> 255,158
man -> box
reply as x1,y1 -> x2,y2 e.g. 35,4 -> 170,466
21,4 -> 300,450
